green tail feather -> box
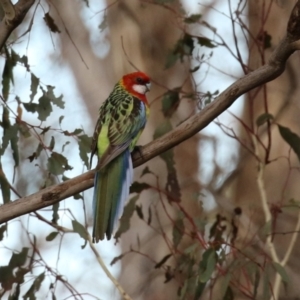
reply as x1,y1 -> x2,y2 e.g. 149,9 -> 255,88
92,149 -> 131,242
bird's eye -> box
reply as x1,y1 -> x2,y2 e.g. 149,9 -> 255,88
136,77 -> 143,84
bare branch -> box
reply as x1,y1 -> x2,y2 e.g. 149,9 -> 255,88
0,0 -> 35,51
0,0 -> 15,21
0,0 -> 300,225
0,170 -> 95,223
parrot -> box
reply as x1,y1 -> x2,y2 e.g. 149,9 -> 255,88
90,71 -> 151,242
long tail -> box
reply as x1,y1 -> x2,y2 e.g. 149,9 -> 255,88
92,149 -> 133,242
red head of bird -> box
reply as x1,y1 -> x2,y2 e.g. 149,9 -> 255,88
121,72 -> 151,105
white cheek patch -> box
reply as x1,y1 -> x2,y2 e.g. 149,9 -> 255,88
132,84 -> 147,95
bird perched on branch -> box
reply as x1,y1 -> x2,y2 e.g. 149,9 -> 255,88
90,72 -> 151,242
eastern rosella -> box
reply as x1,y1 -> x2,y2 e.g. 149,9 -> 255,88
90,72 -> 151,242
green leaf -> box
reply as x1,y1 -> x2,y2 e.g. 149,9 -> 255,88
195,248 -> 217,288
28,143 -> 44,162
23,102 -> 38,113
0,224 -> 7,241
258,30 -> 272,49
41,126 -> 51,135
165,52 -> 180,69
44,85 -> 64,108
253,267 -> 260,298
0,163 -> 10,204
25,86 -> 65,121
201,90 -> 219,106
30,73 -> 39,101
273,262 -> 289,283
218,273 -> 232,299
63,128 -> 83,136
78,134 -> 92,169
47,152 -> 73,175
2,47 -> 15,101
1,103 -> 10,125
130,181 -> 150,194
9,124 -> 19,167
166,33 -> 199,69
46,231 -> 59,241
11,49 -> 29,71
278,125 -> 300,162
114,195 -> 139,240
147,206 -> 152,225
262,265 -> 271,299
194,281 -> 206,300
256,113 -> 274,127
261,219 -> 272,236
199,248 -> 216,283
154,0 -> 175,3
49,136 -> 55,151
59,115 -> 64,125
44,12 -> 61,33
62,141 -> 70,153
162,88 -> 180,117
0,266 -> 12,290
223,286 -> 234,300
179,34 -> 194,56
1,109 -> 19,167
52,202 -> 59,224
172,218 -> 184,248
17,122 -> 31,138
197,37 -> 216,48
36,94 -> 53,121
99,14 -> 107,32
153,119 -> 172,140
36,143 -> 44,157
184,243 -> 198,255
179,275 -> 197,299
135,205 -> 144,220
72,220 -> 88,240
178,277 -> 195,300
1,107 -> 10,154
23,272 -> 45,299
154,253 -> 172,269
73,128 -> 83,135
190,65 -> 200,73
51,291 -> 57,300
184,14 -> 202,24
73,193 -> 83,200
9,247 -> 28,268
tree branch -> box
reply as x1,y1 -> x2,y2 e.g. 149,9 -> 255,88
0,1 -> 300,225
0,0 -> 35,51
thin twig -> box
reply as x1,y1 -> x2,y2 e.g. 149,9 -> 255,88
251,134 -> 279,263
272,209 -> 300,298
88,235 -> 132,300
251,129 -> 300,300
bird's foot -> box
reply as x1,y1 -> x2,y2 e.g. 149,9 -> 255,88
133,145 -> 144,159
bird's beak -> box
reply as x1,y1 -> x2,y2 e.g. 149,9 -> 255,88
145,82 -> 151,93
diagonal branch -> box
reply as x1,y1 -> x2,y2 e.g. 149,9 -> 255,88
0,0 -> 35,50
0,1 -> 300,225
